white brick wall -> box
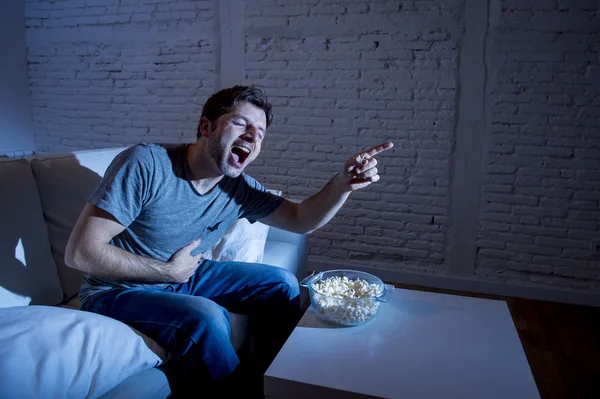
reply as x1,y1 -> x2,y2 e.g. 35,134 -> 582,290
23,0 -> 600,294
25,0 -> 216,152
477,0 -> 600,289
244,0 -> 461,271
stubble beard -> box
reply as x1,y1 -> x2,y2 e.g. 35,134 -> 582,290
207,136 -> 241,178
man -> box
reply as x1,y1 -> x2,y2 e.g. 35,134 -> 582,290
65,85 -> 393,397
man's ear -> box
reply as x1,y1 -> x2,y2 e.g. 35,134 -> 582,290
199,117 -> 212,138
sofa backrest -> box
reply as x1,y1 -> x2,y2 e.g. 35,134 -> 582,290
3,144 -> 298,305
28,147 -> 129,299
0,158 -> 63,307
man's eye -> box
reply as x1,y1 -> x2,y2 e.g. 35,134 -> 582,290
233,119 -> 246,126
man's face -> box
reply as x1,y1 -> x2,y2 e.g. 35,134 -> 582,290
204,102 -> 267,178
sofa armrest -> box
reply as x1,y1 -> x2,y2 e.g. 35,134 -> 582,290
264,196 -> 310,279
265,225 -> 306,246
263,227 -> 309,307
265,227 -> 308,277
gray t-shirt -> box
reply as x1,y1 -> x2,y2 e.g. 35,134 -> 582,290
79,143 -> 284,302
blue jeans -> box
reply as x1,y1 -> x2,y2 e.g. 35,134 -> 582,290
81,260 -> 301,395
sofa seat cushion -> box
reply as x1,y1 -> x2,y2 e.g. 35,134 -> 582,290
98,367 -> 171,399
0,158 -> 63,307
0,306 -> 163,399
60,296 -> 249,356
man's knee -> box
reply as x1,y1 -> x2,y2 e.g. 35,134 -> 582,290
183,298 -> 231,343
270,267 -> 300,299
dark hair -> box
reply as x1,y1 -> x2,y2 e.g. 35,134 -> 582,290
197,85 -> 273,139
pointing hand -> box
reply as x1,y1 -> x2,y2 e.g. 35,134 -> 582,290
336,142 -> 394,191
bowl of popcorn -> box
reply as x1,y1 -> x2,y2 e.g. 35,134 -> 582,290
299,269 -> 393,326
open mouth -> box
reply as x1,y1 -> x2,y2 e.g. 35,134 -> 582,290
230,145 -> 251,166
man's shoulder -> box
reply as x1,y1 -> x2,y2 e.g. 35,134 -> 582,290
132,142 -> 174,155
229,173 -> 282,196
240,172 -> 259,184
225,172 -> 262,189
123,142 -> 184,163
237,173 -> 281,195
121,143 -> 155,159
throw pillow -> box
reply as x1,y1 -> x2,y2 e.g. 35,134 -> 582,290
211,219 -> 270,263
210,189 -> 282,264
0,306 -> 163,399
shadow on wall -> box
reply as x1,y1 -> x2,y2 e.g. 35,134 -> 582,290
0,155 -> 105,306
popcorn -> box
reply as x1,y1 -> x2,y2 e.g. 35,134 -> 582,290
311,276 -> 382,325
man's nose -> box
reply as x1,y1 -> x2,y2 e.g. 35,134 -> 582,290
242,126 -> 259,142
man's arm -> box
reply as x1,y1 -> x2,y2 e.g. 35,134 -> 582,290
64,204 -> 201,283
259,142 -> 393,234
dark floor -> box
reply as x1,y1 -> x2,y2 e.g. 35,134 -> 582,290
388,282 -> 600,399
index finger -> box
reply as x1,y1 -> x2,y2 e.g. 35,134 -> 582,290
356,141 -> 394,159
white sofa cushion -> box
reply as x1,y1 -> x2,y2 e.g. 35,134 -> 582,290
0,306 -> 163,399
0,158 -> 63,307
211,219 -> 271,263
28,147 -> 128,298
210,189 -> 282,264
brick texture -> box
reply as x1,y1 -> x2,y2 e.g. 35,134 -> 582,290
23,0 -> 600,292
477,0 -> 600,289
25,0 -> 215,153
244,0 -> 461,271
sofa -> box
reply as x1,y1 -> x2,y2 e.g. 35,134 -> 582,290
0,146 -> 309,398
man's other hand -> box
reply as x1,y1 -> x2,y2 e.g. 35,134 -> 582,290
168,238 -> 203,283
336,141 -> 394,191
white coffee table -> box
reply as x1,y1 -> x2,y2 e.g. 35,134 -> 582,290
264,287 -> 540,399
